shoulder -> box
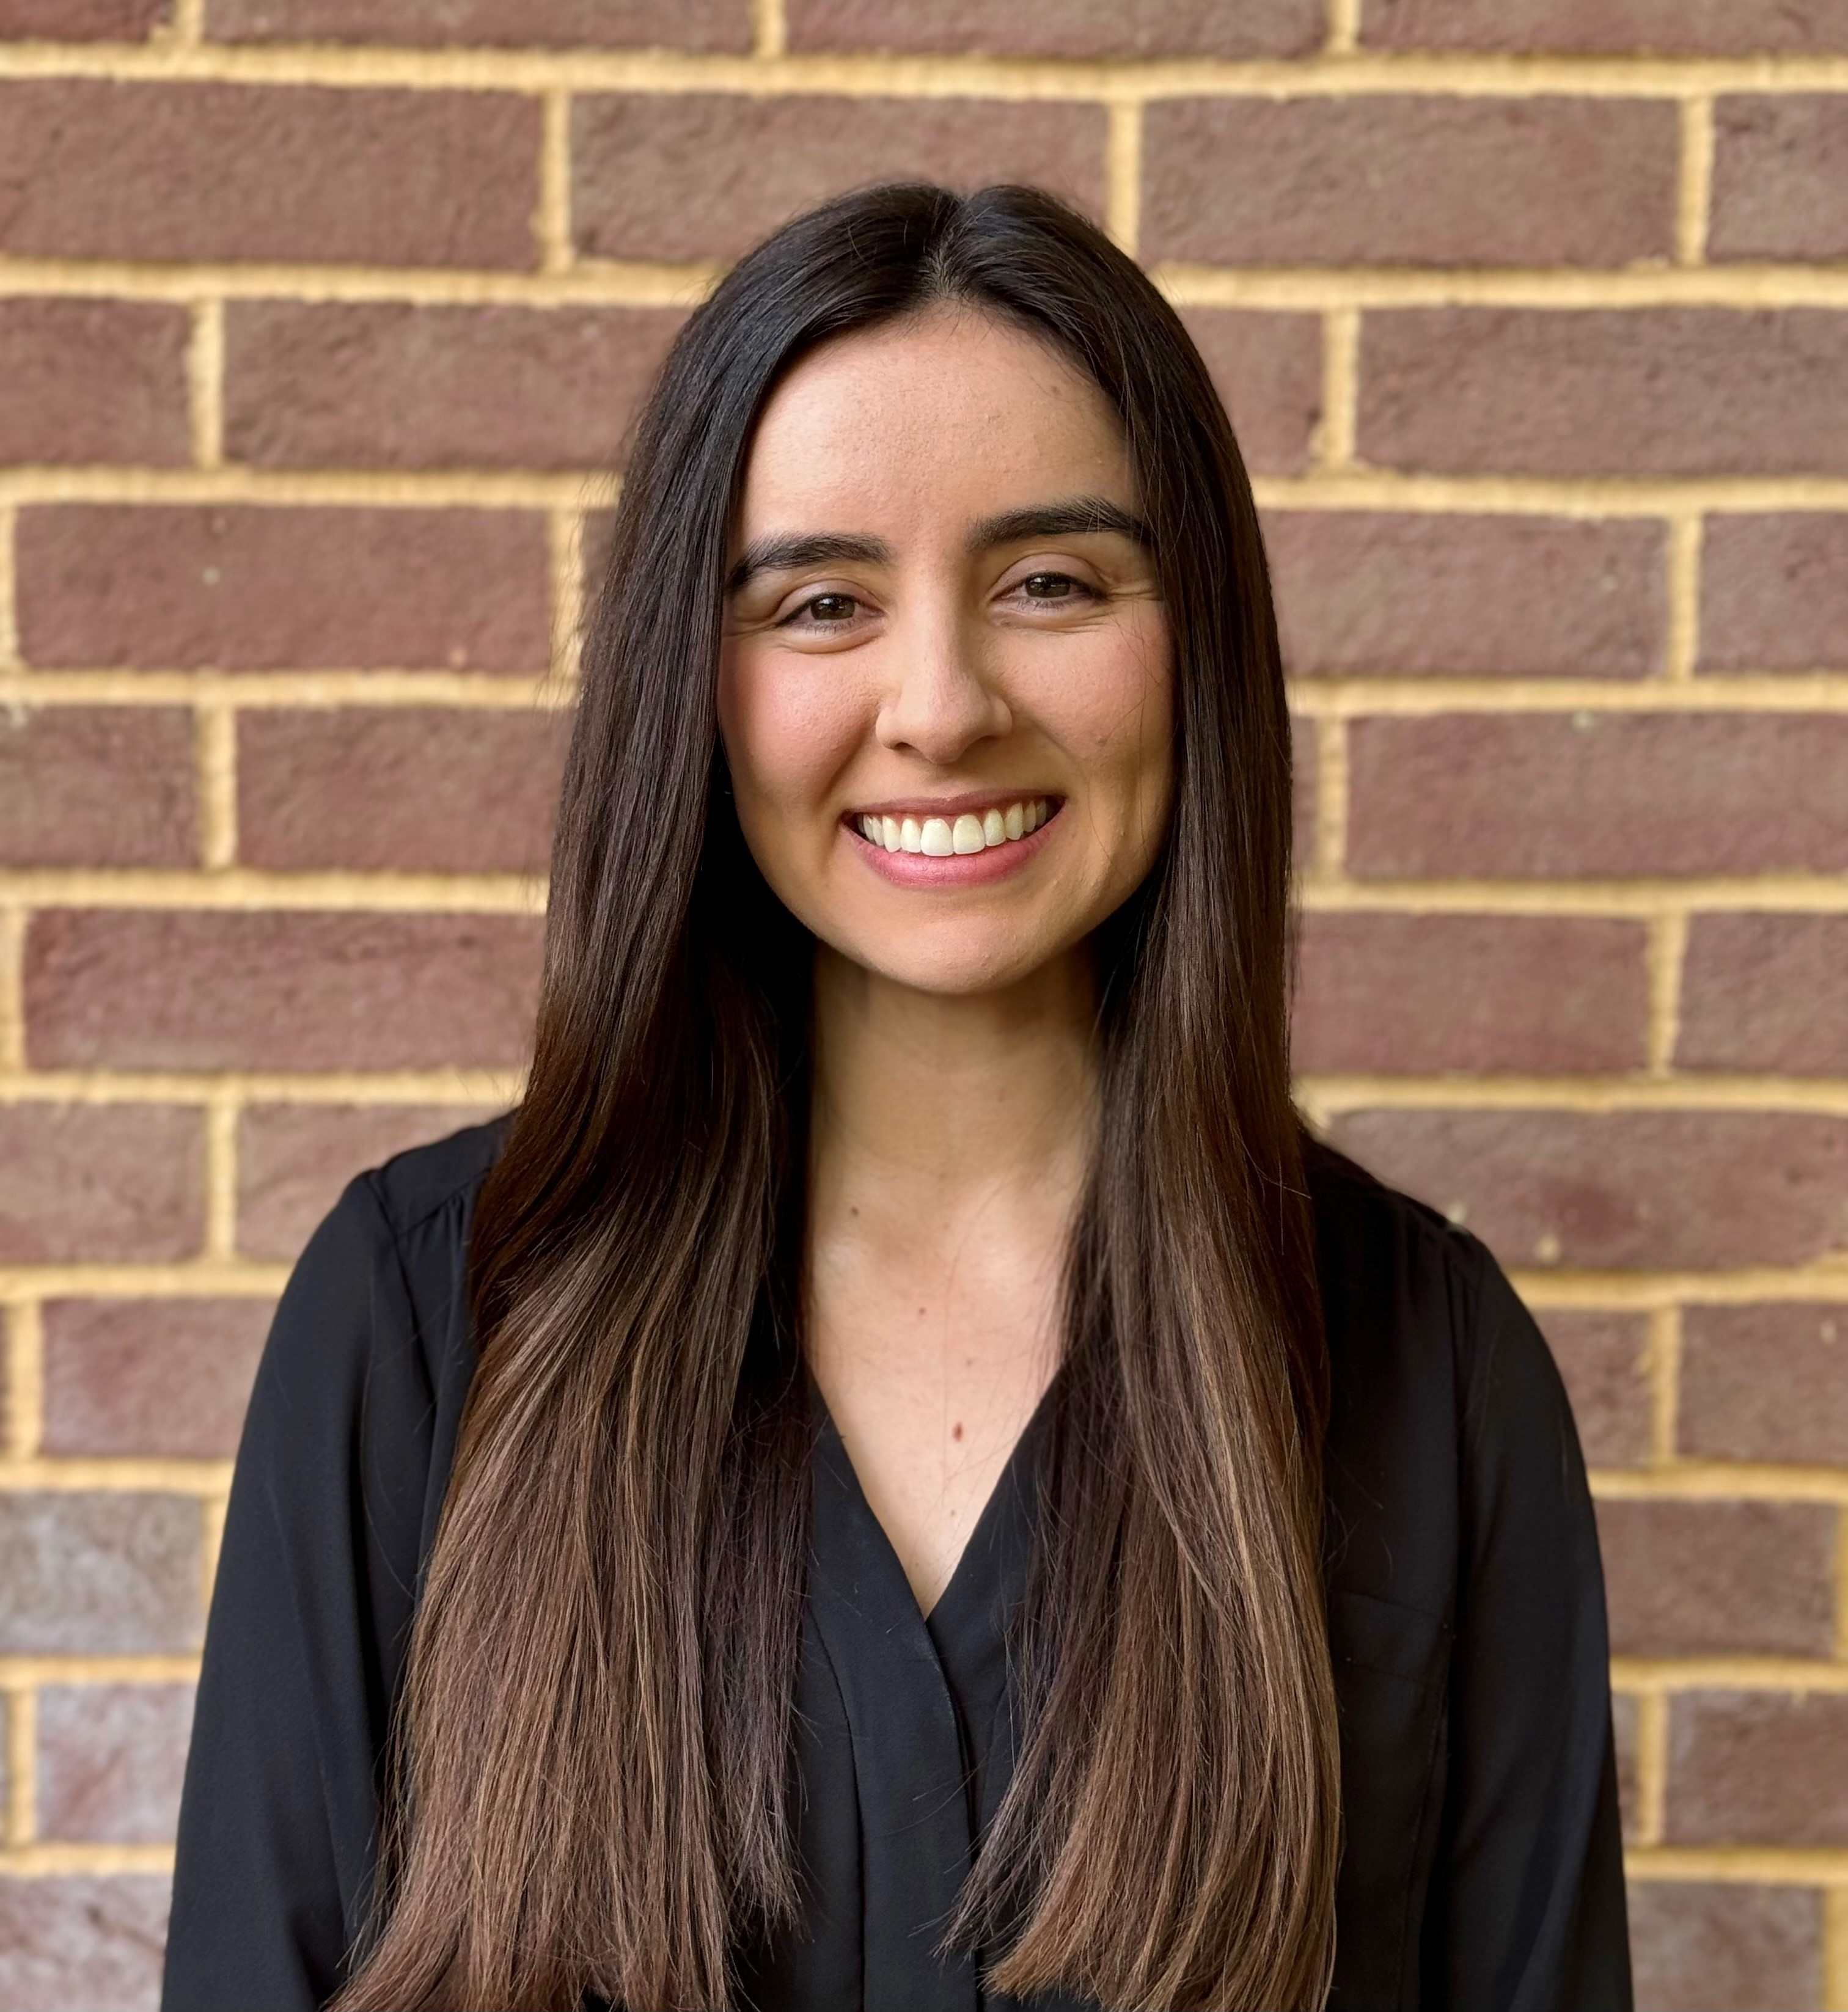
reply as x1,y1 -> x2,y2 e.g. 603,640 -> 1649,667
348,1111 -> 512,1245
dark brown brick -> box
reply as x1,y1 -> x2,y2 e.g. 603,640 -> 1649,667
208,0 -> 751,46
224,302 -> 685,471
1292,913 -> 1648,1074
16,504 -> 551,671
1145,98 -> 1676,267
1700,514 -> 1848,675
1711,97 -> 1848,262
1346,713 -> 1848,879
787,0 -> 1321,56
0,708 -> 196,867
1358,309 -> 1848,477
238,1103 -> 501,1259
1362,0 -> 1848,51
1668,1694 -> 1848,1845
1268,514 -> 1666,678
1677,915 -> 1848,1075
1328,1108 -> 1848,1271
37,1684 -> 194,1845
42,1299 -> 272,1459
238,707 -> 566,872
571,95 -> 1107,263
1627,1882 -> 1823,2012
1180,311 -> 1322,478
1541,1309 -> 1653,1468
26,909 -> 544,1072
0,81 -> 538,266
0,300 -> 189,466
1612,1691 -> 1641,1842
0,1493 -> 200,1653
0,1105 -> 204,1264
0,1875 -> 170,2012
1597,1502 -> 1838,1658
0,0 -> 170,30
1680,1304 -> 1848,1466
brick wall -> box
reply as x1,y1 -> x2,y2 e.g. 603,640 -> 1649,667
1,3 -> 1845,2008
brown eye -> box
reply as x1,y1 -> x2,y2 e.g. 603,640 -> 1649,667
1020,572 -> 1092,601
796,593 -> 859,624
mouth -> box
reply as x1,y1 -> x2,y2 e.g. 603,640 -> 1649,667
845,795 -> 1059,858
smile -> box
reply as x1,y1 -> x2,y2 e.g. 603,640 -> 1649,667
849,797 -> 1054,856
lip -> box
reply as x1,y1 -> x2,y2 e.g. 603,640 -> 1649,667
845,788 -> 1061,821
843,797 -> 1063,889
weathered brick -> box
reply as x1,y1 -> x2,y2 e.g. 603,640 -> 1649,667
1700,514 -> 1848,674
238,1103 -> 502,1259
1612,1692 -> 1641,1842
1346,713 -> 1848,879
1596,1502 -> 1838,1658
223,302 -> 686,472
1627,1883 -> 1823,2012
1358,309 -> 1848,477
1179,311 -> 1322,478
208,0 -> 751,47
0,0 -> 170,31
1711,97 -> 1848,262
1677,915 -> 1848,1075
1267,514 -> 1666,678
1361,0 -> 1848,53
0,1875 -> 170,2012
571,95 -> 1107,263
1668,1694 -> 1848,1845
42,1299 -> 272,1459
0,1105 -> 204,1264
1145,98 -> 1677,267
1540,1309 -> 1653,1468
238,707 -> 565,873
16,504 -> 551,672
0,300 -> 189,466
37,1684 -> 195,1844
0,1493 -> 200,1653
1680,1304 -> 1848,1466
787,0 -> 1321,56
26,910 -> 544,1072
1328,1109 -> 1848,1271
1292,913 -> 1648,1074
0,708 -> 196,868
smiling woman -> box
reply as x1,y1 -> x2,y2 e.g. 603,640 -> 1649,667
160,184 -> 1630,2012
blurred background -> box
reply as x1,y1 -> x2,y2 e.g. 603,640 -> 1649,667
1,2 -> 1846,2007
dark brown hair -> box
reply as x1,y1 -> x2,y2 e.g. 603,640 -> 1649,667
331,181 -> 1339,2012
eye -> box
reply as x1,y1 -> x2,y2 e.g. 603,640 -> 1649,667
1014,571 -> 1098,603
784,591 -> 861,626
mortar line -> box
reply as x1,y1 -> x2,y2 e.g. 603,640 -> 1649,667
4,1686 -> 34,1848
0,670 -> 568,708
202,1493 -> 230,1609
167,0 -> 205,40
0,1842 -> 174,1877
1647,1304 -> 1682,1466
752,0 -> 787,60
0,908 -> 23,1072
0,866 -> 546,911
203,1096 -> 240,1262
0,504 -> 16,667
1825,1887 -> 1848,2012
1612,1655 -> 1848,1691
1645,911 -> 1689,1074
0,1457 -> 234,1493
1590,1466 -> 1848,1504
0,1656 -> 200,1685
1625,1846 -> 1848,1884
1316,307 -> 1360,469
547,506 -> 585,689
1665,513 -> 1703,681
1105,99 -> 1143,258
538,90 -> 574,275
194,704 -> 238,869
1324,0 -> 1362,54
1837,1506 -> 1848,1661
187,299 -> 224,469
1678,95 -> 1715,267
0,1066 -> 520,1103
4,1303 -> 43,1464
1634,1690 -> 1669,1846
1313,713 -> 1348,875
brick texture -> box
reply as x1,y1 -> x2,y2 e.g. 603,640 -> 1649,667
1361,0 -> 1848,53
208,0 -> 753,47
1676,915 -> 1848,1074
1667,1693 -> 1848,1846
1710,97 -> 1848,262
1181,313 -> 1323,478
1679,1304 -> 1848,1466
0,1876 -> 171,2012
42,1298 -> 273,1458
1627,1884 -> 1824,2012
0,1494 -> 201,1655
0,1106 -> 204,1263
1540,1311 -> 1653,1468
0,0 -> 170,31
0,300 -> 189,466
0,708 -> 196,868
38,1684 -> 196,1843
1699,514 -> 1848,673
787,0 -> 1323,57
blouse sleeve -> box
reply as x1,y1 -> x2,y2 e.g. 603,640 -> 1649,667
1420,1234 -> 1634,2012
161,1175 -> 429,2012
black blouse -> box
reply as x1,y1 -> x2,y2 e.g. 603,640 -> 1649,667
161,1120 -> 1631,2012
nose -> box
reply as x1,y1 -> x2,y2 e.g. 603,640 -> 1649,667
875,600 -> 1012,764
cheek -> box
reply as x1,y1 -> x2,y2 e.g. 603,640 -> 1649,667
1025,617 -> 1173,816
717,643 -> 869,827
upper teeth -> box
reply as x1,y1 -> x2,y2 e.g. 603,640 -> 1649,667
856,799 -> 1052,855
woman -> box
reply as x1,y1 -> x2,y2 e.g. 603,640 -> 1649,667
162,182 -> 1629,2012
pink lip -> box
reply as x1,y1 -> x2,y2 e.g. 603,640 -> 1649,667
843,802 -> 1062,888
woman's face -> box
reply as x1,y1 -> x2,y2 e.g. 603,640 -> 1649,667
717,305 -> 1174,998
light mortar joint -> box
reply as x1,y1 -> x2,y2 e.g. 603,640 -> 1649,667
1634,1689 -> 1669,1845
1677,97 -> 1715,266
195,704 -> 238,870
0,908 -> 23,1070
204,1097 -> 239,1261
752,0 -> 787,60
187,299 -> 223,469
1825,1886 -> 1848,2012
1665,515 -> 1703,681
547,507 -> 587,690
4,1302 -> 43,1463
1646,1304 -> 1682,1464
1105,100 -> 1142,257
538,91 -> 574,276
0,504 -> 15,667
1645,912 -> 1689,1075
1313,307 -> 1359,469
4,1685 -> 34,1848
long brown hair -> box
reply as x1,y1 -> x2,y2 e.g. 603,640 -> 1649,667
331,181 -> 1340,2012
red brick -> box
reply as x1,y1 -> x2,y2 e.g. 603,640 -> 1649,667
1362,0 -> 1848,51
1612,1691 -> 1641,1842
571,95 -> 1107,263
0,708 -> 196,867
223,302 -> 686,472
0,81 -> 537,266
787,0 -> 1321,56
1291,712 -> 1316,862
1711,97 -> 1848,262
37,1684 -> 194,1844
16,504 -> 551,671
0,0 -> 169,30
0,1493 -> 201,1653
26,910 -> 543,1072
1668,1694 -> 1848,1845
0,1876 -> 170,2012
1677,915 -> 1848,1075
238,708 -> 565,873
1145,98 -> 1676,268
1268,514 -> 1667,678
1679,1304 -> 1848,1466
1358,309 -> 1848,477
1346,713 -> 1848,879
0,300 -> 188,465
238,1102 -> 501,1259
42,1299 -> 271,1459
1596,1502 -> 1837,1658
1627,1883 -> 1823,2012
1700,514 -> 1848,674
1179,311 -> 1322,478
1327,1108 -> 1848,1271
1292,913 -> 1648,1074
1541,1309 -> 1653,1468
0,1105 -> 204,1263
208,0 -> 750,46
